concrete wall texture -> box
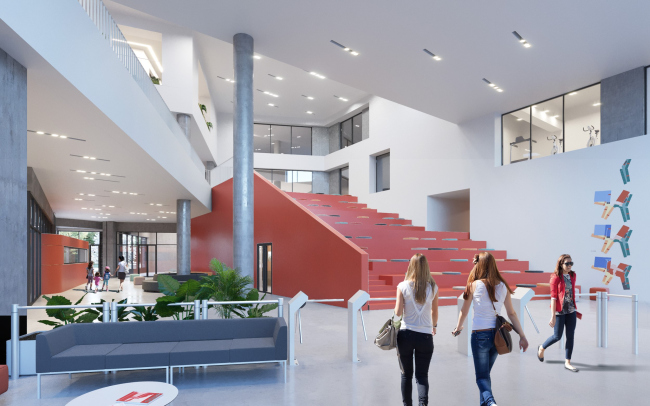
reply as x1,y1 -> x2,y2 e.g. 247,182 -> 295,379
27,167 -> 54,225
601,67 -> 646,143
312,126 -> 329,156
0,48 -> 28,314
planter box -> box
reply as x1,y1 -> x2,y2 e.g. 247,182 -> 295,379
5,332 -> 42,376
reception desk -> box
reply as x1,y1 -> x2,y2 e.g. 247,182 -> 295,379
41,234 -> 90,295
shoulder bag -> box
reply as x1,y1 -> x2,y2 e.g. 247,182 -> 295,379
374,314 -> 402,350
491,301 -> 513,355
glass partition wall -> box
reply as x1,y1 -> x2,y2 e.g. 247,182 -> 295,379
502,83 -> 601,165
254,124 -> 312,155
117,232 -> 177,276
256,169 -> 313,193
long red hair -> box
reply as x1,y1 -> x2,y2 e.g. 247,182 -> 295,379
463,252 -> 513,302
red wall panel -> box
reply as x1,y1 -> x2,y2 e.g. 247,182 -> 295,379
191,173 -> 368,305
41,234 -> 90,295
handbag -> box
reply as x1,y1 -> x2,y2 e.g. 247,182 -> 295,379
374,314 -> 402,350
491,301 -> 513,355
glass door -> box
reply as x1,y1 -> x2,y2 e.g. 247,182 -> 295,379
257,243 -> 272,294
138,245 -> 157,277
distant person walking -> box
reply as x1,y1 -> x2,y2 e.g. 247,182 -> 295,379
101,266 -> 111,292
117,256 -> 128,292
453,252 -> 529,406
394,253 -> 439,406
537,254 -> 581,372
85,261 -> 94,292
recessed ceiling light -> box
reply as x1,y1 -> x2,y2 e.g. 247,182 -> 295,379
36,131 -> 44,134
512,31 -> 531,48
262,91 -> 279,98
569,92 -> 578,96
423,49 -> 442,61
334,95 -> 348,102
268,74 -> 283,80
309,71 -> 326,79
593,102 -> 601,106
60,135 -> 67,139
516,118 -> 523,121
253,55 -> 261,60
482,78 -> 503,93
51,134 -> 59,137
75,198 -> 82,201
306,111 -> 314,115
88,194 -> 95,197
330,40 -> 359,56
268,103 -> 275,107
76,170 -> 86,173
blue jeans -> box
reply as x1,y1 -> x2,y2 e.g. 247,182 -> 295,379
471,329 -> 498,406
542,311 -> 577,359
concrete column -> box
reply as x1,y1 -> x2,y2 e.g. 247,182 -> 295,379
177,113 -> 191,141
177,199 -> 191,275
103,221 -> 117,272
232,33 -> 254,281
0,49 -> 27,317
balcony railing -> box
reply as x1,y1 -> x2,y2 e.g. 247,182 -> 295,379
76,0 -> 205,174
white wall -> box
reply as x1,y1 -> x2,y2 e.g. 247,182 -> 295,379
324,96 -> 648,301
216,112 -> 234,166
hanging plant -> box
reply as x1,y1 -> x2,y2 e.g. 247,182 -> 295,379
206,122 -> 213,131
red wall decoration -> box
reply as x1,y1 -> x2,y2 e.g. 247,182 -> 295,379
41,234 -> 90,295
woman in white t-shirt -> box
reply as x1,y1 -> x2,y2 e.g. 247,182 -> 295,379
452,252 -> 528,406
394,253 -> 439,406
116,255 -> 128,292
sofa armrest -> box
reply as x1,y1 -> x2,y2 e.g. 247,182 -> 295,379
36,325 -> 76,373
273,318 -> 287,361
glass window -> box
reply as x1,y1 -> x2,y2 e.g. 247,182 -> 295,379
139,232 -> 156,245
257,169 -> 273,183
64,247 -> 88,264
352,114 -> 363,144
270,125 -> 291,155
291,127 -> 312,155
376,153 -> 390,192
157,233 -> 177,245
532,96 -> 564,159
293,171 -> 313,193
254,124 -> 271,153
340,167 -> 349,195
341,119 -> 353,147
502,107 -> 531,165
564,84 -> 601,152
156,244 -> 177,274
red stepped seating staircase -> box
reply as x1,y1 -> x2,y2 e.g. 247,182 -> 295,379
288,192 -> 561,310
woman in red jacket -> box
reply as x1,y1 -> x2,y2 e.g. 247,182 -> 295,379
537,254 -> 581,372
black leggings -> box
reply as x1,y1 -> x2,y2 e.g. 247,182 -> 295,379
542,311 -> 577,359
397,329 -> 434,406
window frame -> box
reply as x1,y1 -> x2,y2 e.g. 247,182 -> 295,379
339,112 -> 364,148
253,123 -> 313,155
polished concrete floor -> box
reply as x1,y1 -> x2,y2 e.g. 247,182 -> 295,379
4,280 -> 648,405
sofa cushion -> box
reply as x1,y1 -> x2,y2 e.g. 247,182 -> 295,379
106,342 -> 177,369
230,338 -> 277,362
50,343 -> 121,373
169,340 -> 232,366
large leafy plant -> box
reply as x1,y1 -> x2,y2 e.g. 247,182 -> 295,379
154,275 -> 201,320
38,294 -> 98,328
130,305 -> 159,321
198,259 -> 277,318
84,298 -> 130,322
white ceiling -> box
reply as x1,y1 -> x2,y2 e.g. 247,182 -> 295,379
0,20 -> 208,224
112,0 -> 650,124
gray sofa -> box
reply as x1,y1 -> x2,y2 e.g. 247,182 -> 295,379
35,318 -> 287,398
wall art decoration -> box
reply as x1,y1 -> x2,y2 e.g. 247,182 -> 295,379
620,159 -> 631,184
594,190 -> 632,222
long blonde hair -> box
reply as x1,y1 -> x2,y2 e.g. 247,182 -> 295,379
405,254 -> 436,304
463,252 -> 513,302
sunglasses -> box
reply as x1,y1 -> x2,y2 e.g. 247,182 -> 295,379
564,262 -> 574,266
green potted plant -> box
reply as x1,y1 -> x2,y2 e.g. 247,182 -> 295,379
154,275 -> 201,320
206,122 -> 213,131
150,73 -> 160,85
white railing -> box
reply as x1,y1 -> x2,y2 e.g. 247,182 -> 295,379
76,0 -> 205,174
